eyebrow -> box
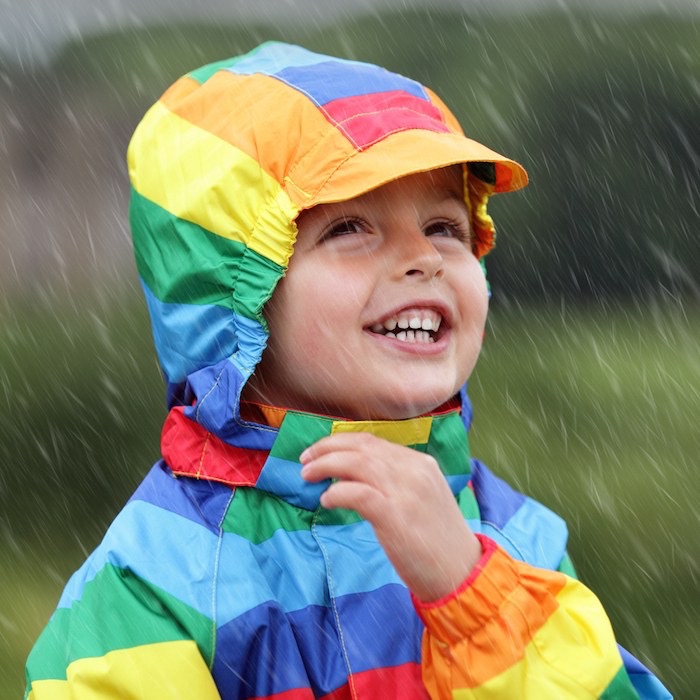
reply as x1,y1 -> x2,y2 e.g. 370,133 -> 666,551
437,188 -> 470,210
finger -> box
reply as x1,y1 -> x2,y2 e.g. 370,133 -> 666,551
300,449 -> 380,486
300,431 -> 395,463
320,480 -> 384,519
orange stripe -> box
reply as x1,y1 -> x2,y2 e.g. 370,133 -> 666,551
159,71 -> 353,205
157,71 -> 525,213
159,73 -> 201,105
416,537 -> 566,688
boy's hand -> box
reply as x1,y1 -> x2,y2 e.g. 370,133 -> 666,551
300,433 -> 482,602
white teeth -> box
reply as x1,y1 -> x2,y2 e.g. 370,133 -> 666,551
373,309 -> 443,337
384,329 -> 435,344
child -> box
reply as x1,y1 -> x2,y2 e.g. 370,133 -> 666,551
25,42 -> 671,699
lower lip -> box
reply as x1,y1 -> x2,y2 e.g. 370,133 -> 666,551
365,329 -> 450,355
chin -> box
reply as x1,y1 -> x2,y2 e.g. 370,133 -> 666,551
358,389 -> 457,421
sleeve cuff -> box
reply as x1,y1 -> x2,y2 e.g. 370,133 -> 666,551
411,534 -> 523,644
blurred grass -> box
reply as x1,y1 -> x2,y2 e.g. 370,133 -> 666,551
0,289 -> 166,697
2,293 -> 698,696
470,298 -> 700,697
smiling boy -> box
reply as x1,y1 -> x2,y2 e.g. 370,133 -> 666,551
25,42 -> 670,699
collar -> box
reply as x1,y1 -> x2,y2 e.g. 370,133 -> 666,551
161,401 -> 472,512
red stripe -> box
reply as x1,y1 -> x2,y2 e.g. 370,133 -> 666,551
322,90 -> 450,150
351,663 -> 427,699
315,663 -> 427,700
161,406 -> 267,486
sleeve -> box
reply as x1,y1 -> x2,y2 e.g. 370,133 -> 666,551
413,534 -> 672,700
24,554 -> 221,699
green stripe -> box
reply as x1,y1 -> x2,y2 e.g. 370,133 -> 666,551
130,188 -> 243,308
223,487 -> 312,543
558,552 -> 578,578
26,564 -> 213,682
232,245 -> 286,324
223,487 -> 365,544
425,412 -> 471,477
600,664 -> 639,698
458,484 -> 481,521
270,412 -> 335,462
130,189 -> 284,317
187,56 -> 240,84
187,42 -> 269,84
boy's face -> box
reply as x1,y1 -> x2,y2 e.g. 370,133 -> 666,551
246,166 -> 489,420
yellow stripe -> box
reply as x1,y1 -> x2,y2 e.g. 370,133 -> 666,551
451,578 -> 622,699
26,679 -> 68,700
127,101 -> 296,268
331,416 -> 432,445
27,640 -> 221,699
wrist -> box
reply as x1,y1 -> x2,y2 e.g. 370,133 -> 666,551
411,530 -> 483,603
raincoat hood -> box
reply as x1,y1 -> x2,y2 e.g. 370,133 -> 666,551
127,41 -> 527,443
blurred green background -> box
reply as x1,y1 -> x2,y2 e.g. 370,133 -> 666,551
1,4 -> 699,698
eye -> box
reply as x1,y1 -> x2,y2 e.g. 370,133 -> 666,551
424,219 -> 472,243
320,217 -> 368,241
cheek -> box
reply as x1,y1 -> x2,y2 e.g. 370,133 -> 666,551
274,276 -> 355,359
457,265 -> 490,344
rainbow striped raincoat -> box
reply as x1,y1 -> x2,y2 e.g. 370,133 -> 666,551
25,42 -> 671,699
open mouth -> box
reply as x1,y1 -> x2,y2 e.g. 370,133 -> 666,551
367,308 -> 444,345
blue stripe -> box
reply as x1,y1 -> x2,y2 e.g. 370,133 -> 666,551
141,278 -> 268,387
472,459 -> 526,528
140,278 -> 238,384
57,500 -> 218,617
275,61 -> 427,106
446,473 -> 470,494
130,461 -> 232,534
618,645 -> 672,698
216,519 -> 402,621
618,644 -> 653,675
336,585 -> 421,672
628,673 -> 673,698
256,455 -> 329,510
471,460 -> 567,568
481,496 -> 568,569
183,358 -> 279,451
225,41 -> 333,76
315,520 -> 404,598
224,41 -> 427,105
213,584 -> 420,698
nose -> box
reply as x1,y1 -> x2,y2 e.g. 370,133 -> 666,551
395,227 -> 444,280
